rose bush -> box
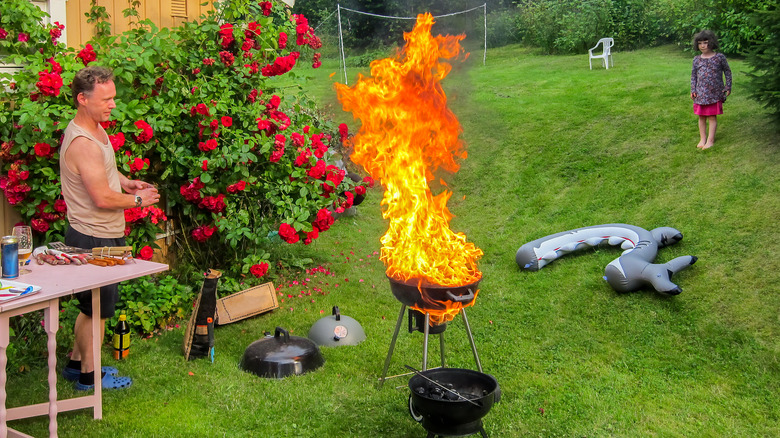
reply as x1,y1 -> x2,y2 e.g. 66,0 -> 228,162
0,0 -> 369,286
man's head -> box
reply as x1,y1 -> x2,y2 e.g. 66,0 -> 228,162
71,66 -> 116,123
71,66 -> 114,108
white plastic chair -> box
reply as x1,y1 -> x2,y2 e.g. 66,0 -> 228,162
589,38 -> 614,69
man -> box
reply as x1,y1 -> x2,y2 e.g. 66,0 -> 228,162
59,66 -> 160,390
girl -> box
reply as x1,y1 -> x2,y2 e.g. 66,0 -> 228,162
690,30 -> 732,150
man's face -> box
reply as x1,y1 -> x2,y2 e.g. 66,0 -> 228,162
79,80 -> 116,123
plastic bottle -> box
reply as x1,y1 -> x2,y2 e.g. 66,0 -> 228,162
112,314 -> 130,360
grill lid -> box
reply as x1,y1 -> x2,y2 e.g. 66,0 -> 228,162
240,327 -> 324,378
308,306 -> 367,347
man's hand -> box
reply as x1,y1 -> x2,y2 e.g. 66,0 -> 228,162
135,186 -> 160,208
122,179 -> 155,194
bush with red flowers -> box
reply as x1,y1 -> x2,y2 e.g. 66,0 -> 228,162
0,0 -> 372,286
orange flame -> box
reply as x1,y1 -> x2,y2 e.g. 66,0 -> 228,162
336,14 -> 483,322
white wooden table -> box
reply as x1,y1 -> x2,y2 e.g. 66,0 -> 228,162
0,259 -> 168,438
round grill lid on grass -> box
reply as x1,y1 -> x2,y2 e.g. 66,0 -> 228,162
308,306 -> 366,347
240,327 -> 325,378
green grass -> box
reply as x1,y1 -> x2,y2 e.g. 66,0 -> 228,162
7,44 -> 779,437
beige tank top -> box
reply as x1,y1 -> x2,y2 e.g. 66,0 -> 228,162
59,120 -> 125,238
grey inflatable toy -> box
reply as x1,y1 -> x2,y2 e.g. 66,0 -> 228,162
515,224 -> 697,295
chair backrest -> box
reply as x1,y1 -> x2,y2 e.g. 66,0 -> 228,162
602,38 -> 614,54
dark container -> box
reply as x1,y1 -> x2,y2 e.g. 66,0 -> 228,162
388,276 -> 481,310
408,368 -> 499,437
240,327 -> 325,378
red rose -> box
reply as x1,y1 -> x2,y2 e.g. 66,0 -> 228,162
48,57 -> 63,74
221,116 -> 232,127
191,103 -> 210,117
270,134 -> 285,162
250,262 -> 269,278
308,160 -> 326,179
278,32 -> 288,49
202,160 -> 208,171
279,223 -> 299,244
134,120 -> 153,143
267,110 -> 291,131
219,51 -> 235,67
34,142 -> 52,158
31,218 -> 49,233
260,1 -> 272,16
227,180 -> 247,193
138,245 -> 154,260
261,53 -> 298,77
36,70 -> 63,97
294,149 -> 312,167
199,194 -> 226,213
109,132 -> 126,152
218,23 -> 234,48
339,123 -> 349,142
76,44 -> 97,66
291,132 -> 305,147
53,199 -> 67,213
192,224 -> 217,242
313,208 -> 334,232
248,89 -> 259,103
303,227 -> 319,245
355,185 -> 366,195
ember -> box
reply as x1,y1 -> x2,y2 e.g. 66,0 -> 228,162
335,13 -> 482,324
413,383 -> 483,404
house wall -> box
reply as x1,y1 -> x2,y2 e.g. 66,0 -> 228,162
65,0 -> 213,49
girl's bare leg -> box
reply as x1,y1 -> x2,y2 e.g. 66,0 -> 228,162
697,116 -> 707,148
703,116 -> 717,149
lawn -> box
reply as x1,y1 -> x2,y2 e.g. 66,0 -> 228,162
6,44 -> 779,437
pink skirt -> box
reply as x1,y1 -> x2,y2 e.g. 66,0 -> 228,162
694,101 -> 723,116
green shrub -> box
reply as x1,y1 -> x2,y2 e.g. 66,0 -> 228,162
745,5 -> 780,130
0,0 -> 370,285
111,275 -> 194,335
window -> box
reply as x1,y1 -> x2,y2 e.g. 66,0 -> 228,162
171,0 -> 187,18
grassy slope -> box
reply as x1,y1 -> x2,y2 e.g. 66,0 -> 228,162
7,45 -> 779,437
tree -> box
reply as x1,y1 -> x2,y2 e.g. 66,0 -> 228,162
745,5 -> 780,130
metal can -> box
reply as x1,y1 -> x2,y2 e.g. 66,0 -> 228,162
2,235 -> 19,279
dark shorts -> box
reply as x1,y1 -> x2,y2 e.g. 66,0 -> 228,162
65,226 -> 126,319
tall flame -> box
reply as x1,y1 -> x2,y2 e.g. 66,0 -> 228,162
336,14 -> 483,297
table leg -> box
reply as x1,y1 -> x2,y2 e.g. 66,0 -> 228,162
44,302 -> 59,438
90,288 -> 102,420
1,313 -> 9,438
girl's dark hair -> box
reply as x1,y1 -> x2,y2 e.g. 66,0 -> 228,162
692,30 -> 719,51
71,66 -> 114,107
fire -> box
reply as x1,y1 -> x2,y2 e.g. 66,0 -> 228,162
336,14 -> 483,321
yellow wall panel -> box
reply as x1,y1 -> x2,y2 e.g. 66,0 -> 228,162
65,0 -> 213,49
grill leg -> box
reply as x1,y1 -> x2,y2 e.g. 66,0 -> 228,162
461,308 -> 483,373
439,332 -> 446,368
422,312 -> 431,371
379,303 -> 406,388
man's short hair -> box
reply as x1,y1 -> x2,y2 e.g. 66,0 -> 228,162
71,66 -> 114,107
